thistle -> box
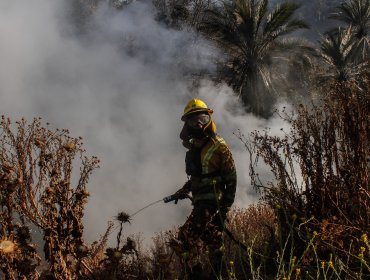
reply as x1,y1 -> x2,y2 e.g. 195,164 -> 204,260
115,211 -> 131,224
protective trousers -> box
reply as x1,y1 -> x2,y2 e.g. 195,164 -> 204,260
176,204 -> 228,279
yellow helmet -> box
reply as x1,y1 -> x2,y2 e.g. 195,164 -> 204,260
181,98 -> 213,121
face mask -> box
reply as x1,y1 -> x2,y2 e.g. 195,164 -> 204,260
188,126 -> 206,139
186,113 -> 210,129
180,122 -> 204,142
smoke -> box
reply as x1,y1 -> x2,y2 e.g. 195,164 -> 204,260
0,0 -> 288,245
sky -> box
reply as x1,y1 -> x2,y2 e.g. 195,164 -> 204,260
0,0 -> 298,246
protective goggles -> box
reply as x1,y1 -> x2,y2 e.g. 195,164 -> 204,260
186,113 -> 210,128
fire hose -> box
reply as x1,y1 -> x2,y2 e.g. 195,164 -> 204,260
130,194 -> 248,251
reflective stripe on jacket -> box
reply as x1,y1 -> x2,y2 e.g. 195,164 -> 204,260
191,136 -> 237,206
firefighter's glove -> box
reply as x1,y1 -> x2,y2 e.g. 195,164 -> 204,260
175,187 -> 191,204
175,181 -> 191,199
164,189 -> 189,204
164,181 -> 191,204
173,189 -> 188,202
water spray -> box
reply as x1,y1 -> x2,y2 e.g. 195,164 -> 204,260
129,194 -> 185,219
129,199 -> 164,218
126,196 -> 248,251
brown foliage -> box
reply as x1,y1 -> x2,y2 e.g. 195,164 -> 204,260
148,230 -> 183,279
0,117 -> 99,279
243,76 -> 370,271
0,118 -> 160,279
145,204 -> 277,279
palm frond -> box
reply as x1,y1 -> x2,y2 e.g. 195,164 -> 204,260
285,19 -> 309,32
263,2 -> 301,36
270,38 -> 316,79
201,7 -> 238,45
256,0 -> 268,34
200,0 -> 310,116
330,0 -> 370,38
320,26 -> 368,81
234,0 -> 258,41
266,19 -> 308,41
274,38 -> 316,61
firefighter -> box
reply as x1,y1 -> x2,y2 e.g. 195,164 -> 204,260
168,98 -> 237,279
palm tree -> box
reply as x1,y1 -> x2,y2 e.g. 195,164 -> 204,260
331,0 -> 370,39
200,0 -> 310,117
330,0 -> 370,59
320,26 -> 369,83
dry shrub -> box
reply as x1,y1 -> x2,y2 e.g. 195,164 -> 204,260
0,117 -> 143,280
243,76 -> 370,274
88,225 -> 149,280
148,229 -> 183,279
227,204 -> 276,249
83,221 -> 115,273
225,204 -> 277,279
148,227 -> 211,279
0,117 -> 99,279
145,205 -> 277,279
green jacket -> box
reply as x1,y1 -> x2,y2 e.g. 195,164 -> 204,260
184,135 -> 237,207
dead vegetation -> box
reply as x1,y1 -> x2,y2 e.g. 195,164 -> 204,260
241,76 -> 370,277
134,204 -> 277,280
0,80 -> 369,279
0,117 -> 100,279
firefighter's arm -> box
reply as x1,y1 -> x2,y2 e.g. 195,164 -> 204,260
163,180 -> 191,203
219,144 -> 237,208
175,180 -> 191,198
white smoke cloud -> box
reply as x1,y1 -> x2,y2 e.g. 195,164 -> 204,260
0,0 -> 288,245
